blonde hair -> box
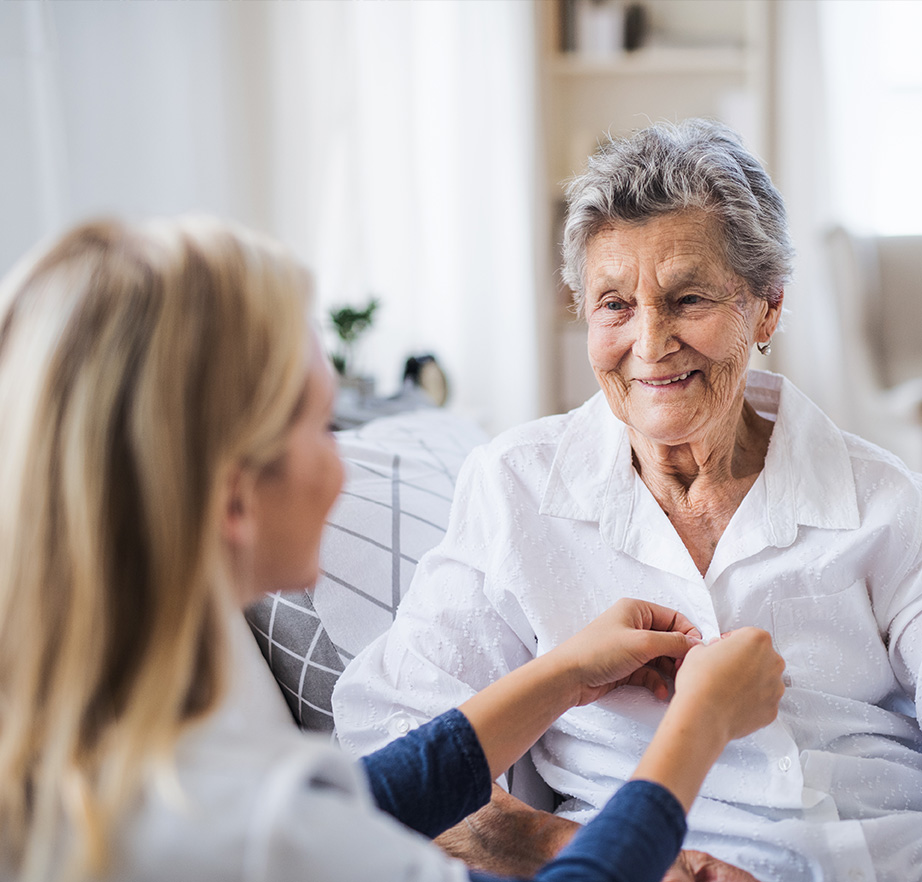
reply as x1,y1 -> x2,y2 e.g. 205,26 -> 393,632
0,217 -> 312,879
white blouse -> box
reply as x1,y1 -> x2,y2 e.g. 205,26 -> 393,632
23,616 -> 470,882
334,370 -> 922,882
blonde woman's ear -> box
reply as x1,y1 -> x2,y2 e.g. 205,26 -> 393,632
221,466 -> 257,552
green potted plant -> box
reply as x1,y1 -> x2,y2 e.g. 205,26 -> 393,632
329,297 -> 379,395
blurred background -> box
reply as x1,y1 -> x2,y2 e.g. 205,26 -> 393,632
2,0 -> 921,464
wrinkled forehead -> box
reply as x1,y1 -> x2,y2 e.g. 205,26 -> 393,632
585,210 -> 737,284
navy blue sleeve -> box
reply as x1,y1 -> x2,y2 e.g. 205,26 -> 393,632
467,781 -> 686,882
360,707 -> 492,839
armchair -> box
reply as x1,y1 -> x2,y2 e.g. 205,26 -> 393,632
826,226 -> 922,469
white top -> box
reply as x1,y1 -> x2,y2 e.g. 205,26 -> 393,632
334,371 -> 922,882
8,615 -> 470,882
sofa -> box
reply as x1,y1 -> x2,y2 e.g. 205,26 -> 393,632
244,406 -> 555,808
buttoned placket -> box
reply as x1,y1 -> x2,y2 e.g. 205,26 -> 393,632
596,418 -> 806,811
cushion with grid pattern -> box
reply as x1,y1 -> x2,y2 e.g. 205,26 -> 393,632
244,408 -> 488,732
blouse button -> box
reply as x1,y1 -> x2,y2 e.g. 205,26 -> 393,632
392,715 -> 412,735
778,756 -> 793,772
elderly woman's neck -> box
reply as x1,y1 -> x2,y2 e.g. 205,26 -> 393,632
629,401 -> 773,497
629,402 -> 774,576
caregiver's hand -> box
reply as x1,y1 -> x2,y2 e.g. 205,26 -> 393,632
632,627 -> 786,812
549,597 -> 703,705
459,598 -> 700,780
673,628 -> 786,744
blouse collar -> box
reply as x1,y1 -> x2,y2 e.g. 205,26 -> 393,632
540,370 -> 860,552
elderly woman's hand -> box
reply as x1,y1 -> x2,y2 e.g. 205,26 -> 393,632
551,597 -> 703,707
664,849 -> 761,882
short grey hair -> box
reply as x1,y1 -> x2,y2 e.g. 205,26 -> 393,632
562,119 -> 794,314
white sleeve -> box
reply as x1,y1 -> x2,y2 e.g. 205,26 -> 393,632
886,554 -> 922,717
333,445 -> 535,759
879,473 -> 922,718
246,742 -> 470,882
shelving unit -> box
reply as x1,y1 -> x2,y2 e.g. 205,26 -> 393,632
549,45 -> 753,76
536,0 -> 774,414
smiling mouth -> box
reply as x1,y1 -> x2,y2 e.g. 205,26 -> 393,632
639,371 -> 694,387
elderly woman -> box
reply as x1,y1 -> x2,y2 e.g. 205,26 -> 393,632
0,215 -> 785,881
334,119 -> 922,882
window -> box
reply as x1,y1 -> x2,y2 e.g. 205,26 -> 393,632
823,0 -> 922,235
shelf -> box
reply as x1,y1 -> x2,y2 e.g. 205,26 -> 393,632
550,44 -> 751,76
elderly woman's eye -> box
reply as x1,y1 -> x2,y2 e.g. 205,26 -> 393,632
680,294 -> 703,305
604,300 -> 627,311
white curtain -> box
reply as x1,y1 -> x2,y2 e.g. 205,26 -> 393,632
0,1 -> 273,266
264,1 -> 541,432
821,0 -> 922,237
0,0 -> 541,435
770,0 -> 922,467
767,0 -> 851,427
0,3 -> 68,274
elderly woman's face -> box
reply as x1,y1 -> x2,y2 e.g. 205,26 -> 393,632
584,210 -> 780,449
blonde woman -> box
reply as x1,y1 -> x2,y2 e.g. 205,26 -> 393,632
0,217 -> 784,882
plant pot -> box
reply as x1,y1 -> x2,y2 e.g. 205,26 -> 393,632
338,373 -> 375,404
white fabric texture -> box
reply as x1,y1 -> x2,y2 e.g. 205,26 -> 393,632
57,614 -> 470,882
334,370 -> 922,882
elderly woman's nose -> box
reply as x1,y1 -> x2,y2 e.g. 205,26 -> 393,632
633,309 -> 678,361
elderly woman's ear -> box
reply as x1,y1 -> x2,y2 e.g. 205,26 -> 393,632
756,289 -> 784,346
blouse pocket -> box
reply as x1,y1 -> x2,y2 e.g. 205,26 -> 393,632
770,579 -> 893,701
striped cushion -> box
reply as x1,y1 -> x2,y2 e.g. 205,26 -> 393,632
245,408 -> 488,732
